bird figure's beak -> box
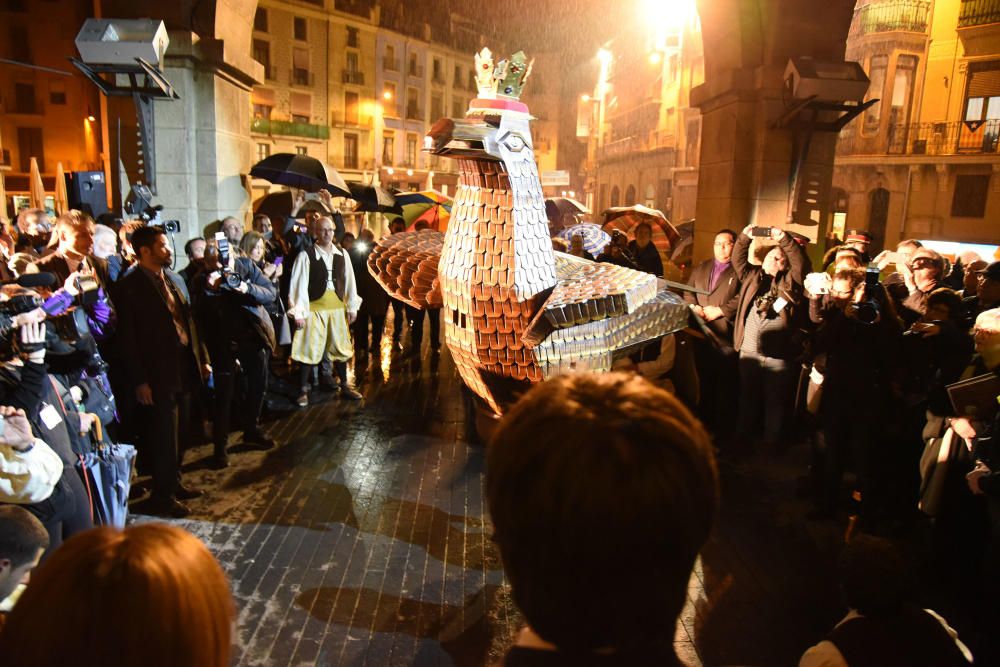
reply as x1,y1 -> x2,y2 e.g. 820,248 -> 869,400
424,116 -> 503,161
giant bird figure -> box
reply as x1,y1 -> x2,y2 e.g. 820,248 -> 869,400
369,49 -> 690,414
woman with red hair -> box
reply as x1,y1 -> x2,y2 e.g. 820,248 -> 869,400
0,523 -> 234,666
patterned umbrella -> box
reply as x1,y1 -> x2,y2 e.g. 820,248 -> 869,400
390,190 -> 454,230
602,205 -> 680,253
557,223 -> 611,256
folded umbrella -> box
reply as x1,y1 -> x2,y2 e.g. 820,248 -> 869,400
78,421 -> 136,528
29,157 -> 46,210
250,153 -> 351,197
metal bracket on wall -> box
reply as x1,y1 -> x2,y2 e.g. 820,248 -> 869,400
69,56 -> 178,195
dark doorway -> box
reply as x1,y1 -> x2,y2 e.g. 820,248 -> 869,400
868,187 -> 889,252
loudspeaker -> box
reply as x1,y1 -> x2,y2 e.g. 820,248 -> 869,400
65,171 -> 109,218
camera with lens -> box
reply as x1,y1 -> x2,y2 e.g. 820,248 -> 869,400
74,273 -> 100,306
0,294 -> 44,341
213,232 -> 243,290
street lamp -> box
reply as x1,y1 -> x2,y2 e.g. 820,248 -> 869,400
383,90 -> 393,101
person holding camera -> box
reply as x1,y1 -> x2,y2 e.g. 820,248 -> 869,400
730,224 -> 810,451
288,215 -> 362,407
805,268 -> 902,519
192,235 -> 278,468
596,229 -> 638,270
112,226 -> 207,518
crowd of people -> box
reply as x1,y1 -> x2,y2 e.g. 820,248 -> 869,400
0,199 -> 997,664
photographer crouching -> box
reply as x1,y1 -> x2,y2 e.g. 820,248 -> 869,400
192,233 -> 278,469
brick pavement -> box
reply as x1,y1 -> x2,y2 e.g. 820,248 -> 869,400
130,334 -> 846,666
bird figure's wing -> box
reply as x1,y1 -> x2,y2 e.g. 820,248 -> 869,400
523,252 -> 690,350
367,231 -> 444,309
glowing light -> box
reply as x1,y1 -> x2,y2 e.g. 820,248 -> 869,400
428,171 -> 435,177
86,114 -> 96,122
641,0 -> 696,30
648,52 -> 662,65
386,167 -> 394,175
597,48 -> 612,67
569,191 -> 576,198
382,90 -> 393,100
561,190 -> 567,196
406,169 -> 413,176
581,94 -> 591,102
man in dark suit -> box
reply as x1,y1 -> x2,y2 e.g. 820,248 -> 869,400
684,229 -> 742,436
112,226 -> 206,517
192,240 -> 277,469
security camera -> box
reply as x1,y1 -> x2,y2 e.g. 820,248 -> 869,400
75,19 -> 169,67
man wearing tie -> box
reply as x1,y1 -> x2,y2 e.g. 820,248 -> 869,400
684,229 -> 741,437
112,226 -> 206,517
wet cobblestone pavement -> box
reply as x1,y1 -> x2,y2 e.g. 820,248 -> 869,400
130,328 -> 848,666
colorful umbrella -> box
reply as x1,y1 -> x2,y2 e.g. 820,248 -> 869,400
545,197 -> 590,219
29,157 -> 46,210
557,223 -> 611,256
602,205 -> 680,253
250,153 -> 351,197
54,162 -> 69,214
390,190 -> 454,230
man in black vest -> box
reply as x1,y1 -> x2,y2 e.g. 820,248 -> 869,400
287,215 -> 362,407
112,226 -> 207,517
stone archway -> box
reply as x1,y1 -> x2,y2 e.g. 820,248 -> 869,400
610,185 -> 621,208
624,184 -> 636,207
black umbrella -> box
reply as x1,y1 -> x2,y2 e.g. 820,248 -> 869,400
348,182 -> 402,215
249,153 -> 351,197
253,191 -> 333,220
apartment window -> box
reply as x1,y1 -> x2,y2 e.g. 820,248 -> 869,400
253,7 -> 267,32
294,17 -> 307,41
16,127 -> 43,172
292,48 -> 310,85
382,132 -> 395,165
13,83 -> 36,114
452,97 -> 465,118
408,54 -> 418,76
344,91 -> 360,125
405,134 -> 418,166
346,51 -> 359,74
385,44 -> 397,70
467,70 -> 476,91
252,103 -> 272,119
295,146 -> 308,155
346,26 -> 359,48
430,93 -> 443,121
952,174 -> 990,217
48,82 -> 66,105
344,133 -> 359,169
384,82 -> 397,115
256,142 -> 270,161
454,64 -> 462,87
291,113 -> 310,124
432,58 -> 443,82
8,25 -> 30,63
253,39 -> 271,78
889,55 -> 917,128
405,87 -> 419,119
863,55 -> 887,136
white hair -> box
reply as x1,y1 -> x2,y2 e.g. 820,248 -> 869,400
975,308 -> 1000,334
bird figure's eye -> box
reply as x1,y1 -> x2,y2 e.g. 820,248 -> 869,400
502,135 -> 526,152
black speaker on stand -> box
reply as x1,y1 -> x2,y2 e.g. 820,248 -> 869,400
65,171 -> 109,218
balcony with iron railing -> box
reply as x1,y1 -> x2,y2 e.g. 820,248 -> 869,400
596,132 -> 677,162
837,120 -> 1000,156
959,0 -> 1000,27
251,117 -> 330,139
849,0 -> 930,37
342,69 -> 364,85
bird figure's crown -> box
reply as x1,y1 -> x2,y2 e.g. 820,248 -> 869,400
474,48 -> 534,101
